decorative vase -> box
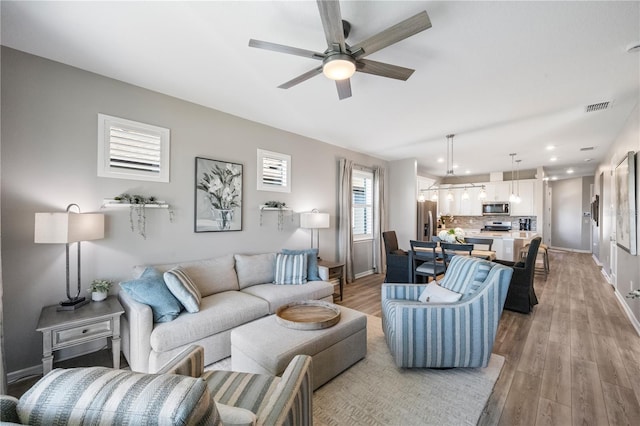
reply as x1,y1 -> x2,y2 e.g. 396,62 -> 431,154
211,208 -> 234,230
92,291 -> 108,302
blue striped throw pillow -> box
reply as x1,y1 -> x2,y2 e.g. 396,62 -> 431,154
273,253 -> 308,285
164,267 -> 202,313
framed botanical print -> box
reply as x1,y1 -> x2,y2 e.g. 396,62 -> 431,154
195,157 -> 243,232
615,151 -> 637,255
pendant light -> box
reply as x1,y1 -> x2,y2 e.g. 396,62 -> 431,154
509,153 -> 518,203
515,159 -> 522,203
446,134 -> 455,176
478,185 -> 487,200
430,191 -> 438,202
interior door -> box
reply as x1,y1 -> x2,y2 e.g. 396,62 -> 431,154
610,170 -> 617,288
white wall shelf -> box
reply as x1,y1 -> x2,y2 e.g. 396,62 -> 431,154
101,198 -> 170,209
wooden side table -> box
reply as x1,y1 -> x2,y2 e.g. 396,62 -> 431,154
318,260 -> 345,301
36,296 -> 124,375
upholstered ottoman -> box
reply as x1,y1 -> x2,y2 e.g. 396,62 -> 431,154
231,305 -> 367,390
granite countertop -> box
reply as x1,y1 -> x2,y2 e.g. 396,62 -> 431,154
461,229 -> 538,240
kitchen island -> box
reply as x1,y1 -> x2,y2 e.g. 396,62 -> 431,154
461,229 -> 538,261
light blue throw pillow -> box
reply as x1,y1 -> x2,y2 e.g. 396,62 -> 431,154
120,267 -> 182,323
164,267 -> 202,313
282,248 -> 320,281
273,253 -> 308,285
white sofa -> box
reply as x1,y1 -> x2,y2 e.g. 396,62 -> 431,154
118,252 -> 334,373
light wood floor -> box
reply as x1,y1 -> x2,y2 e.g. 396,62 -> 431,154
336,251 -> 640,425
9,251 -> 640,425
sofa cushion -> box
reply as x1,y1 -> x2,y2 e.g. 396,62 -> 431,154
439,257 -> 492,295
234,253 -> 276,289
273,253 -> 307,285
150,291 -> 269,353
281,248 -> 320,281
418,282 -> 462,303
17,367 -> 220,425
164,267 -> 202,313
120,267 -> 182,323
134,254 -> 240,297
241,281 -> 334,314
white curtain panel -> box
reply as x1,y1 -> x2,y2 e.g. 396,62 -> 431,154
0,233 -> 5,394
373,166 -> 386,274
338,158 -> 355,283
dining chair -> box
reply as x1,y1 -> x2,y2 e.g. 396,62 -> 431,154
409,240 -> 446,283
440,242 -> 474,268
465,237 -> 494,251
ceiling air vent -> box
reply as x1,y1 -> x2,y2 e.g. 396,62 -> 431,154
585,101 -> 611,113
580,146 -> 595,151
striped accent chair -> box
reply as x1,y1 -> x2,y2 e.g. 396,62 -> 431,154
381,256 -> 513,368
1,345 -> 312,426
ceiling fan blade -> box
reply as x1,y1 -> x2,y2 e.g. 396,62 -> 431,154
356,59 -> 415,81
278,66 -> 324,89
249,39 -> 326,60
351,11 -> 431,58
336,79 -> 352,100
317,0 -> 346,52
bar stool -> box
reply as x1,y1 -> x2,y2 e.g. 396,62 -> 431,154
519,242 -> 549,278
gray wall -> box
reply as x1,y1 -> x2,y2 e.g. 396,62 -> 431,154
594,103 -> 640,324
0,47 -> 386,374
550,176 -> 593,251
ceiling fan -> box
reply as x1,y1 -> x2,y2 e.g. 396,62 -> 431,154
248,0 -> 431,100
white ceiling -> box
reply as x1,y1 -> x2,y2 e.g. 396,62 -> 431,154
2,1 -> 639,180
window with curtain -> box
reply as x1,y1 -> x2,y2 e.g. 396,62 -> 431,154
352,169 -> 373,240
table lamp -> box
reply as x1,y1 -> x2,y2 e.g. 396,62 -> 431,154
35,204 -> 105,310
300,209 -> 330,256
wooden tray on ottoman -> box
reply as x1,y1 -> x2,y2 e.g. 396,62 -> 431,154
276,300 -> 341,330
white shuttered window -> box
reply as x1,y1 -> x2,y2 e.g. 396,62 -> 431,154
98,114 -> 170,182
352,170 -> 373,240
257,149 -> 291,192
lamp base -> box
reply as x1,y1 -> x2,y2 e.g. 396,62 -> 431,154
57,297 -> 89,311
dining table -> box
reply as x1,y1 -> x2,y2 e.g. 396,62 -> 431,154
415,244 -> 497,262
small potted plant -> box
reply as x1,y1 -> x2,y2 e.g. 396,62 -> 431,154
89,279 -> 113,302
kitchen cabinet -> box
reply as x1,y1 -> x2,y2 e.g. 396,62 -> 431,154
439,186 -> 484,216
511,179 -> 535,216
484,182 -> 511,202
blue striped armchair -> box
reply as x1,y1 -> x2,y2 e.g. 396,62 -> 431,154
381,256 -> 513,368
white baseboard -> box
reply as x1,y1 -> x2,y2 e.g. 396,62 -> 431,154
592,254 -> 603,267
614,290 -> 640,337
7,364 -> 42,384
7,341 -> 109,384
355,269 -> 374,280
601,268 -> 612,284
549,246 -> 591,253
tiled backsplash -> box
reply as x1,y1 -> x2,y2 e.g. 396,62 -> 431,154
440,215 -> 537,231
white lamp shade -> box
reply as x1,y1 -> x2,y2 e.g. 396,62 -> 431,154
300,212 -> 330,229
35,212 -> 105,243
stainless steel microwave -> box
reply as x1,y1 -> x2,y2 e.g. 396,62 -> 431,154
482,202 -> 510,216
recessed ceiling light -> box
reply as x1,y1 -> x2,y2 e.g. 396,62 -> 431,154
584,158 -> 592,162
465,170 -> 471,174
543,177 -> 550,181
551,176 -> 557,181
550,156 -> 557,162
437,158 -> 444,163
453,164 -> 459,169
567,168 -> 574,174
546,145 -> 555,151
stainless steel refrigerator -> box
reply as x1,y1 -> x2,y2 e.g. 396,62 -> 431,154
417,200 -> 438,241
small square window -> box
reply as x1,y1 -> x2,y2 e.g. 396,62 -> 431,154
97,114 -> 170,182
257,149 -> 291,193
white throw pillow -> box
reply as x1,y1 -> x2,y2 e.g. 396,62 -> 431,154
418,282 -> 462,303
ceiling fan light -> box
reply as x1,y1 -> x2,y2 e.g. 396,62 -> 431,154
323,55 -> 356,80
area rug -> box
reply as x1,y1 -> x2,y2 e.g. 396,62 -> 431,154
313,315 -> 504,426
207,315 -> 504,426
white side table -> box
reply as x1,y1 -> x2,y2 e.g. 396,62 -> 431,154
36,296 -> 124,375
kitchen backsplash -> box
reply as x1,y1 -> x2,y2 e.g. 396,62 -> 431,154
439,215 -> 537,231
